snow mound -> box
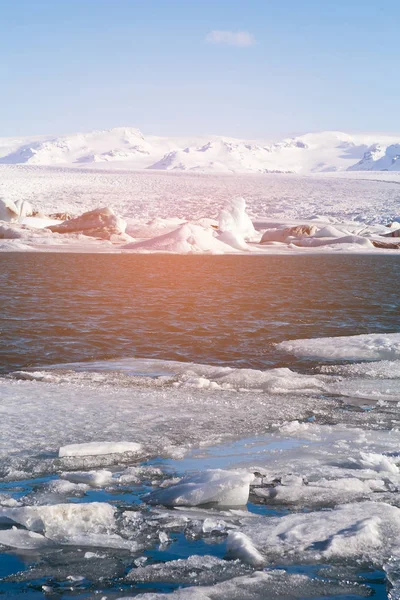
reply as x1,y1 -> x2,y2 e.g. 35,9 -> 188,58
124,222 -> 242,254
59,441 -> 142,458
48,207 -> 127,239
277,332 -> 400,361
143,470 -> 253,507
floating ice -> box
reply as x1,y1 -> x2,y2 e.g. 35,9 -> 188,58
252,475 -> 387,507
0,502 -> 116,536
0,502 -> 138,550
278,332 -> 400,361
0,527 -> 51,550
144,470 -> 253,507
60,469 -> 113,486
128,554 -> 250,585
59,441 -> 142,458
128,569 -> 370,599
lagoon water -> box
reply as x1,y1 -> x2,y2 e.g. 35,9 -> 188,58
2,253 -> 400,373
1,253 -> 400,599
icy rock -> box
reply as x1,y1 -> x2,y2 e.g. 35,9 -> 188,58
144,470 -> 253,507
0,197 -> 19,222
261,224 -> 317,243
47,207 -> 127,239
226,531 -> 265,566
59,441 -> 142,458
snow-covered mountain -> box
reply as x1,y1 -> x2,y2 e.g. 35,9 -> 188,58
348,143 -> 400,171
1,127 -> 400,174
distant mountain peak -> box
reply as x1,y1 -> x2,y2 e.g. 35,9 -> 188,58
0,128 -> 399,173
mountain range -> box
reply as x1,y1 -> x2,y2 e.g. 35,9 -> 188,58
1,127 -> 399,174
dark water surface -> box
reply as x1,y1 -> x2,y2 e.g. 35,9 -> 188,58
1,253 -> 399,373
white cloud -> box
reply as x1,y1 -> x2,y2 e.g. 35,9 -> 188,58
205,30 -> 255,47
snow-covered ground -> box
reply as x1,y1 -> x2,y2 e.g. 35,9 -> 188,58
1,165 -> 400,254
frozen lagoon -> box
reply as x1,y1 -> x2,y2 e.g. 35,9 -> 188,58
0,253 -> 400,598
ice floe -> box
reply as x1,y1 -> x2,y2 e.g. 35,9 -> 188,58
127,569 -> 370,599
0,502 -> 138,550
278,332 -> 400,361
59,441 -> 142,458
144,470 -> 253,507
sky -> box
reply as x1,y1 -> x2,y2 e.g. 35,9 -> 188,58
1,0 -> 399,138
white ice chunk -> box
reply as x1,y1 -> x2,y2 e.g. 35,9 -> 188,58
144,470 -> 253,507
355,452 -> 399,474
226,531 -> 265,566
0,526 -> 51,550
61,469 -> 113,486
0,502 -> 115,538
59,441 -> 142,458
218,197 -> 256,240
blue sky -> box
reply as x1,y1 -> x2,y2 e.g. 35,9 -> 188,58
1,0 -> 399,138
